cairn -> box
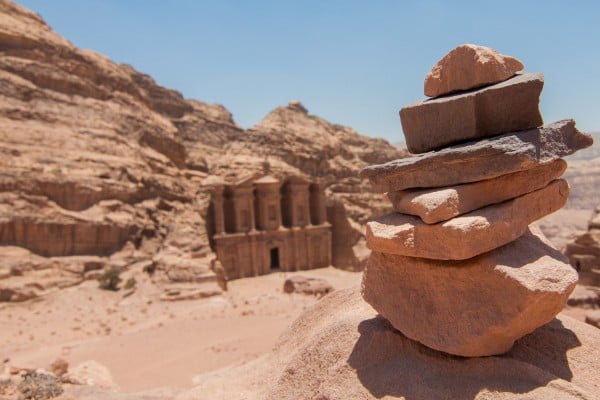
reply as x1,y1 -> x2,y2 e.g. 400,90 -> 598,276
359,44 -> 594,357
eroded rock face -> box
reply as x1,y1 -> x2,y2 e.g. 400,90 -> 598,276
0,0 -> 407,300
424,44 -> 524,97
362,227 -> 578,357
0,193 -> 148,257
367,180 -> 568,260
361,119 -> 593,193
388,159 -> 567,224
403,72 -> 543,153
0,0 -> 219,298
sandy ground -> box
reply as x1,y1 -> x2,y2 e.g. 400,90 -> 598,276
0,267 -> 361,392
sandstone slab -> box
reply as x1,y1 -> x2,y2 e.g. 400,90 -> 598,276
401,72 -> 543,153
361,119 -> 592,193
367,179 -> 568,260
424,44 -> 524,97
362,226 -> 578,357
388,159 -> 567,224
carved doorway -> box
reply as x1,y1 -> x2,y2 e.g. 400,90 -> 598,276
270,247 -> 280,270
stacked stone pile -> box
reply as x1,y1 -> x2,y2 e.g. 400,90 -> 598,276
359,44 -> 594,357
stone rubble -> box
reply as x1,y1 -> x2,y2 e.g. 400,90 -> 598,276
360,44 -> 594,357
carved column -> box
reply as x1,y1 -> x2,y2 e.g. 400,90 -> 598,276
211,185 -> 225,234
309,181 -> 327,225
255,176 -> 282,231
232,185 -> 256,233
284,177 -> 310,228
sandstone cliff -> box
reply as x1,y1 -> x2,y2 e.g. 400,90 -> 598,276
0,0 -> 405,300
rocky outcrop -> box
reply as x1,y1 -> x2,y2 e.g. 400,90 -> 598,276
179,288 -> 600,400
326,200 -> 369,272
0,193 -> 150,257
283,275 -> 333,297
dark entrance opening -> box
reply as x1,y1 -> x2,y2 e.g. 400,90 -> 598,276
270,247 -> 280,270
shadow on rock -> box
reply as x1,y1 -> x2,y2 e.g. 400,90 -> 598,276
348,316 -> 581,400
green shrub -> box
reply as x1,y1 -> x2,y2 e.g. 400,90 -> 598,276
98,267 -> 122,291
124,277 -> 137,290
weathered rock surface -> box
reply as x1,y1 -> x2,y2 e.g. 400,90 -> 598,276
179,288 -> 600,400
367,179 -> 568,260
402,72 -> 543,153
64,360 -> 118,390
566,204 -> 600,286
283,275 -> 333,297
159,283 -> 222,301
0,193 -> 149,257
326,199 -> 371,272
362,227 -> 578,356
362,119 -> 593,193
424,44 -> 524,97
388,159 -> 566,224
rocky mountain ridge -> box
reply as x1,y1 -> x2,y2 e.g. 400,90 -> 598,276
0,0 -> 406,301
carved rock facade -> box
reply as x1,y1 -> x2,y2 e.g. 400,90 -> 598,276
209,176 -> 331,280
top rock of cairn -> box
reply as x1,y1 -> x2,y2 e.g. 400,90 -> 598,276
424,44 -> 524,97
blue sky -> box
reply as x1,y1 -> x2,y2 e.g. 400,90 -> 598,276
18,0 -> 600,143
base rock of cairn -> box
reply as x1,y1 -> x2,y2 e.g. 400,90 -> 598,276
363,226 -> 578,357
359,44 -> 594,357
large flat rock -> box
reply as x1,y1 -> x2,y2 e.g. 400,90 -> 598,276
179,287 -> 600,400
367,179 -> 568,260
361,119 -> 593,193
362,226 -> 578,357
388,159 -> 567,224
424,44 -> 524,97
401,72 -> 543,153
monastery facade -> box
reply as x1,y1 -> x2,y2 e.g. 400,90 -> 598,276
209,175 -> 332,280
